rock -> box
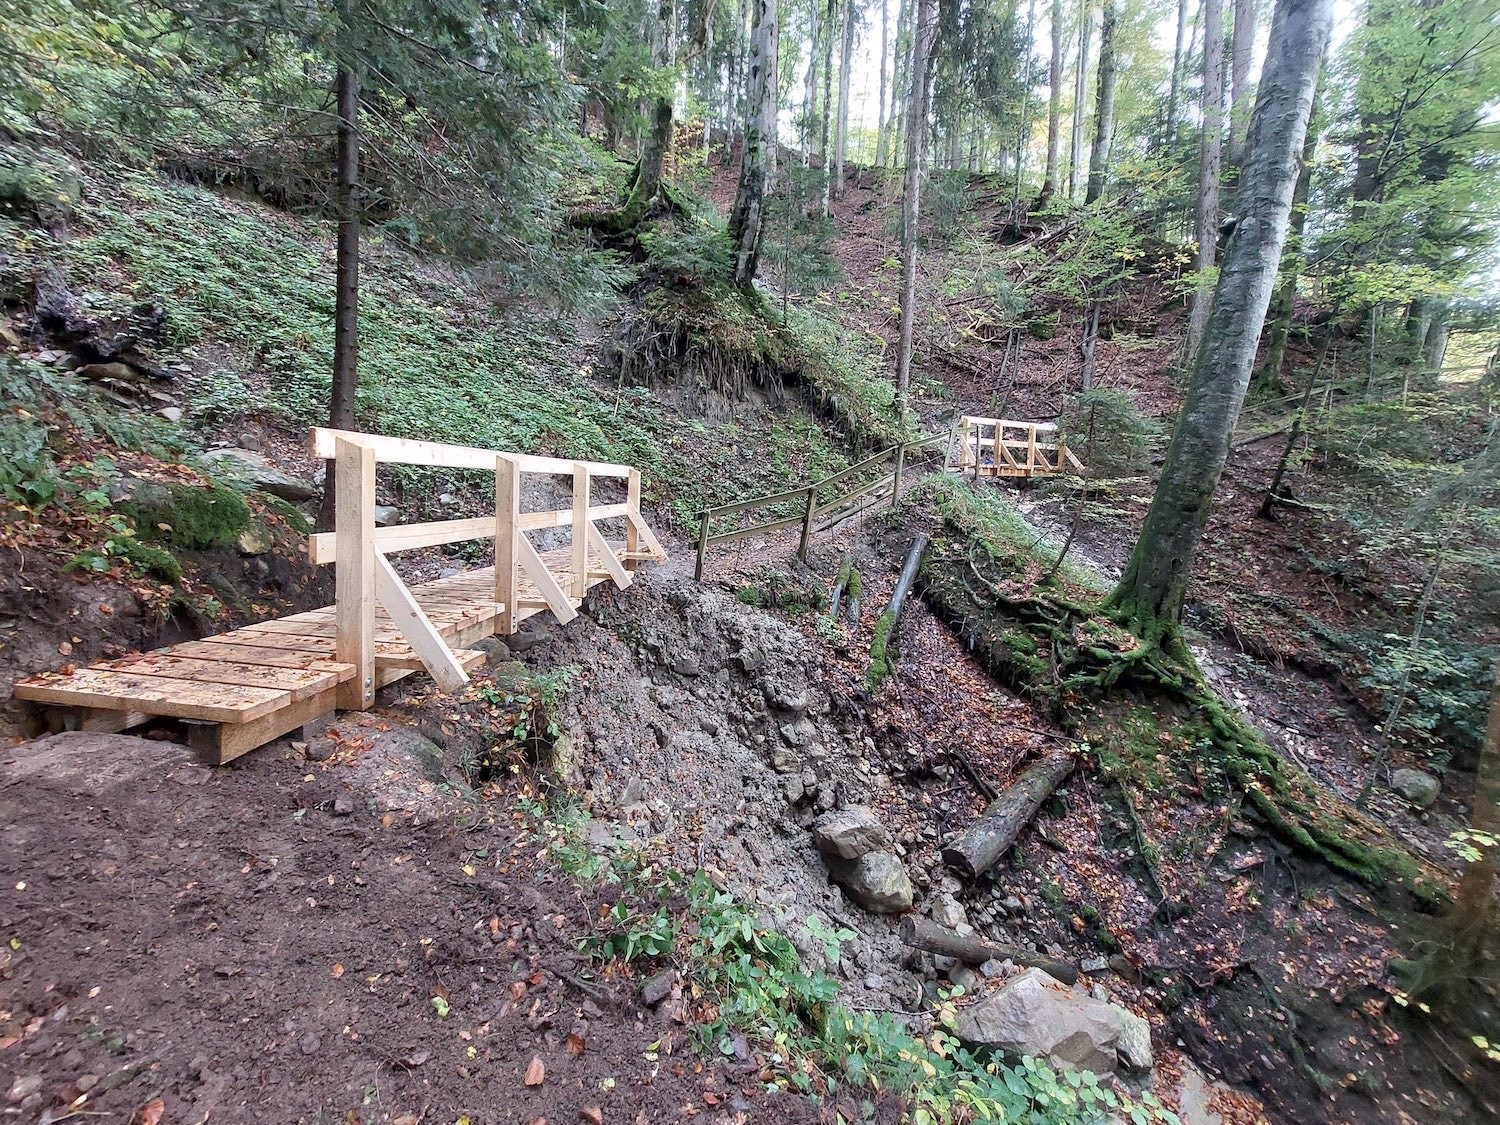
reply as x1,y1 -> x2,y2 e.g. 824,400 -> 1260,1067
641,969 -> 678,1006
304,740 -> 335,763
6,1075 -> 42,1103
471,636 -> 511,666
928,892 -> 968,929
331,797 -> 354,817
200,447 -> 315,503
76,360 -> 145,383
784,776 -> 805,804
863,973 -> 886,991
812,807 -> 893,860
438,492 -> 457,507
157,406 -> 183,422
373,505 -> 400,527
671,652 -> 702,676
954,968 -> 1152,1075
979,959 -> 1006,979
1080,955 -> 1109,974
1391,768 -> 1440,810
237,433 -> 264,451
507,631 -> 542,653
1001,895 -> 1026,916
779,718 -> 817,748
950,966 -> 979,992
298,1031 -> 321,1055
237,525 -> 271,555
827,851 -> 913,914
770,748 -> 802,773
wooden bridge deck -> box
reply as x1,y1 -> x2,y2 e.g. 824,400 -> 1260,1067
14,430 -> 665,763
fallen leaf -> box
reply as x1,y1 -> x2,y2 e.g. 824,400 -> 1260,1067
524,1055 -> 545,1086
579,1108 -> 604,1125
565,1032 -> 586,1057
331,962 -> 345,978
510,980 -> 527,1000
128,1099 -> 165,1125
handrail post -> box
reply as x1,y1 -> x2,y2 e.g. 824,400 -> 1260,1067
571,463 -> 590,598
625,469 -> 641,572
334,436 -> 376,710
695,512 -> 709,581
798,486 -> 816,560
891,441 -> 906,508
495,454 -> 519,635
1027,423 -> 1038,475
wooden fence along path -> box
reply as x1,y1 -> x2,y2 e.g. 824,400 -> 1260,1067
14,428 -> 666,763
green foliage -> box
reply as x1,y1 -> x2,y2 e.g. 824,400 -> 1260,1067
586,900 -> 677,963
762,164 -> 844,315
1059,389 -> 1162,479
0,142 -> 79,225
736,566 -> 825,616
1361,631 -> 1497,756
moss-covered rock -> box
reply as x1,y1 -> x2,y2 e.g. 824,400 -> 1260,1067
120,479 -> 252,551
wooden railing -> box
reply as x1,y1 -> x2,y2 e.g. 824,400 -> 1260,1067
693,433 -> 947,579
946,415 -> 1085,478
307,428 -> 662,709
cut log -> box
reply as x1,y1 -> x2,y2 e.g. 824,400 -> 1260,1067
900,917 -> 1079,985
885,533 -> 929,621
942,751 -> 1074,879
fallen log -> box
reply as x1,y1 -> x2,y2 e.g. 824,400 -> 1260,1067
828,555 -> 853,622
885,533 -> 929,621
941,751 -> 1074,879
900,917 -> 1079,985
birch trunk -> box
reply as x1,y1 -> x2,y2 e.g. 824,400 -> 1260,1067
1083,0 -> 1116,205
802,0 -> 820,164
729,0 -> 780,287
1108,0 -> 1333,633
1182,0 -> 1224,367
895,0 -> 937,413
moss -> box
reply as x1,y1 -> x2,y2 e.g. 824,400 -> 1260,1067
122,480 -> 252,551
114,537 -> 183,584
736,587 -> 764,607
257,493 -> 312,535
867,610 -> 897,690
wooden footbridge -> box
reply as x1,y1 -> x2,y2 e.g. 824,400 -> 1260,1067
947,416 -> 1084,479
14,429 -> 666,763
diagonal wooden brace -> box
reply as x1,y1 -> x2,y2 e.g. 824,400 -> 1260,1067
374,550 -> 469,691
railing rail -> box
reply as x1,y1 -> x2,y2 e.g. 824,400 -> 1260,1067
947,415 -> 1085,478
693,432 -> 948,580
307,428 -> 662,707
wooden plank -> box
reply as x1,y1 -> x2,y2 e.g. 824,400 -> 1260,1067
704,514 -> 805,546
98,654 -> 340,701
496,454 -> 518,634
587,521 -> 631,588
335,436 -> 376,709
195,630 -> 339,655
165,642 -> 355,679
571,463 -> 589,599
374,550 -> 469,692
187,685 -> 338,766
376,647 -> 486,673
702,486 -> 810,519
311,428 -> 631,478
306,504 -> 630,564
514,533 -> 578,625
625,469 -> 641,571
14,668 -> 288,723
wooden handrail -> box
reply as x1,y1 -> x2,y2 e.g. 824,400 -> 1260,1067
311,427 -> 633,478
693,432 -> 947,580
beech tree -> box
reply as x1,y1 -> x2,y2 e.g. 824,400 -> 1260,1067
1083,0 -> 1116,205
730,0 -> 780,286
1182,0 -> 1224,366
1107,0 -> 1334,636
895,0 -> 937,411
1038,0 -> 1063,206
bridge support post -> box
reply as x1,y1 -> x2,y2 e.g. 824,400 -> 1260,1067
625,469 -> 642,572
571,463 -> 590,598
334,436 -> 376,709
495,454 -> 519,634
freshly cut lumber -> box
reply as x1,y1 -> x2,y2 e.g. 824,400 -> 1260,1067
14,667 -> 287,723
900,917 -> 1079,985
941,751 -> 1075,879
97,654 -> 340,701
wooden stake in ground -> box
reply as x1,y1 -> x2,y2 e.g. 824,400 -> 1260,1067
942,751 -> 1074,878
900,917 -> 1080,984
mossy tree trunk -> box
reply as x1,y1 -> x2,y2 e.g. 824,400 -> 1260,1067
1108,0 -> 1334,639
730,0 -> 779,287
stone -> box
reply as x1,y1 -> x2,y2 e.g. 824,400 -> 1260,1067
812,807 -> 893,860
76,360 -> 144,383
784,776 -> 805,804
779,718 -> 817,748
6,1075 -> 42,1103
471,636 -> 511,666
331,797 -> 354,817
1390,768 -> 1440,810
641,969 -> 678,1006
507,631 -> 542,653
298,1031 -> 321,1055
200,447 -> 315,503
979,959 -> 1006,979
863,973 -> 886,991
950,966 -> 979,992
237,433 -> 264,451
928,891 -> 969,930
1001,895 -> 1025,916
955,968 -> 1152,1075
671,652 -> 702,676
438,492 -> 457,506
1080,955 -> 1109,974
827,851 -> 913,914
237,525 -> 271,556
158,406 -> 183,422
373,504 -> 400,527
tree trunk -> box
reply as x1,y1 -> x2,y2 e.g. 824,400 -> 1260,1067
941,752 -> 1075,877
1165,0 -> 1188,149
1253,70 -> 1321,391
319,50 -> 361,533
729,0 -> 779,288
1108,0 -> 1333,634
888,0 -> 911,167
1038,0 -> 1063,206
834,0 -> 856,196
1083,0 -> 1116,205
1423,310 -> 1450,375
801,0 -> 820,164
1014,0 -> 1036,204
1259,321 -> 1333,519
895,0 -> 936,412
1228,0 -> 1257,172
875,0 -> 891,167
1444,665 -> 1500,1004
1067,0 -> 1091,203
1182,0 -> 1225,369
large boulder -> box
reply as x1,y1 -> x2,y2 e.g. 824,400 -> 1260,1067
200,447 -> 316,503
1390,768 -> 1440,810
813,806 -> 893,859
826,851 -> 913,914
955,968 -> 1152,1075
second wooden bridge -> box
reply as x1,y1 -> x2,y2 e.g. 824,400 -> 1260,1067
14,429 -> 666,763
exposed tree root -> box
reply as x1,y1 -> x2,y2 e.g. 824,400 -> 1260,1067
915,518 -> 1428,888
